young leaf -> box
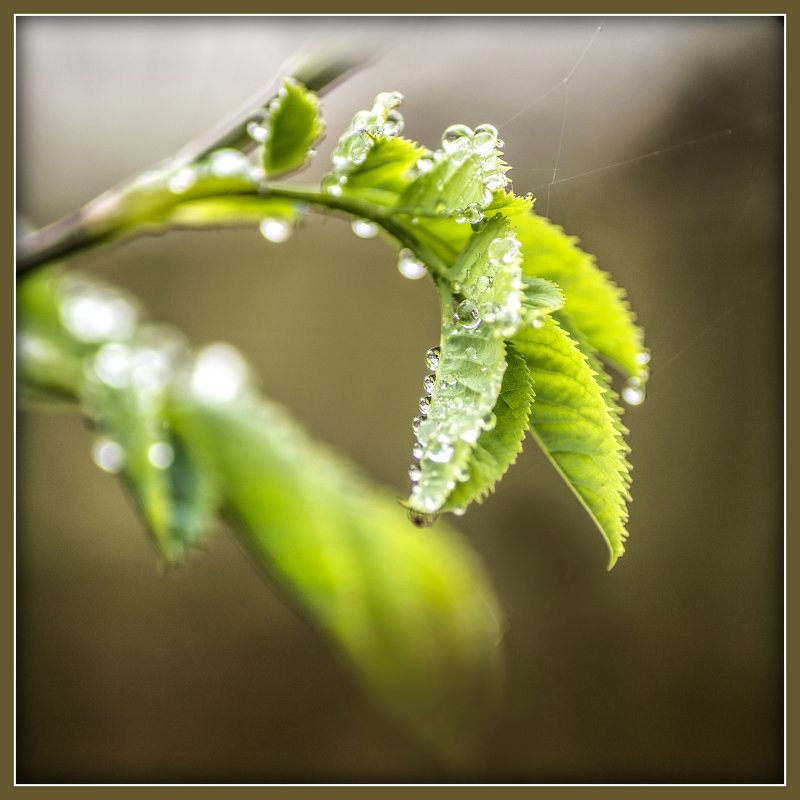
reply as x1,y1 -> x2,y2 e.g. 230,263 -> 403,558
514,211 -> 648,379
398,125 -> 511,219
513,315 -> 632,568
399,149 -> 488,217
262,77 -> 324,177
339,137 -> 425,207
443,342 -> 534,511
409,217 -> 526,515
167,378 -> 504,763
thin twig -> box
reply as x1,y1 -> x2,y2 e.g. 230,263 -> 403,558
16,48 -> 365,277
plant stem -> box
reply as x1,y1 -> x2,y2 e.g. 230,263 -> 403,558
260,185 -> 453,280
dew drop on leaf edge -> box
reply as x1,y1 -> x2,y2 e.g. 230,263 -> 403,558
351,219 -> 379,239
259,217 -> 293,243
398,249 -> 427,280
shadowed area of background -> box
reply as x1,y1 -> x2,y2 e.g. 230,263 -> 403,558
16,16 -> 783,783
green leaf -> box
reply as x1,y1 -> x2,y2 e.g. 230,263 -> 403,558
443,342 -> 534,511
18,269 -> 218,563
341,137 -> 426,207
167,379 -> 504,763
513,315 -> 632,568
521,276 -> 565,313
399,150 -> 487,216
514,211 -> 648,379
263,78 -> 324,177
409,216 -> 528,515
398,130 -> 511,218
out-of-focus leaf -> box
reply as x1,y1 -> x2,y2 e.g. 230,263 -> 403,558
168,365 -> 504,763
17,268 -> 218,563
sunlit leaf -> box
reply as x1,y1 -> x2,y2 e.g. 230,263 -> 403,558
443,342 -> 533,511
513,315 -> 632,567
263,77 -> 324,177
515,211 -> 647,379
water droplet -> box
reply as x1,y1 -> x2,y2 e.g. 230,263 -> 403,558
422,496 -> 439,513
419,395 -> 432,415
473,124 -> 498,156
130,347 -> 171,395
351,219 -> 379,239
373,90 -> 404,110
190,343 -> 249,404
474,123 -> 499,139
167,167 -> 197,194
381,109 -> 404,137
452,505 -> 467,516
442,124 -> 473,153
464,346 -> 478,361
397,249 -> 427,280
259,217 -> 293,243
453,299 -> 481,330
412,441 -> 424,461
148,441 -> 175,470
415,155 -> 435,174
92,437 -> 125,474
636,350 -> 651,366
246,119 -> 269,143
531,312 -> 545,329
412,415 -> 424,433
408,463 -> 422,482
482,186 -> 494,206
341,131 -> 370,165
483,171 -> 509,192
455,465 -> 470,482
460,427 -> 479,444
463,203 -> 484,224
208,148 -> 250,178
488,235 -> 521,265
481,413 -> 497,431
622,377 -> 646,406
93,343 -> 132,388
60,283 -> 138,343
425,346 -> 441,370
423,374 -> 436,394
326,183 -> 343,197
428,441 -> 454,463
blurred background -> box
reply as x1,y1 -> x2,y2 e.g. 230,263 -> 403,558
16,16 -> 783,783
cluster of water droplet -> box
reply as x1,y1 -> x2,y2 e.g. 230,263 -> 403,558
323,91 -> 405,198
411,122 -> 509,221
450,230 -> 526,340
622,349 -> 651,406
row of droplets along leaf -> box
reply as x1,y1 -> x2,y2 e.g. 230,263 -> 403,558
407,323 -> 506,521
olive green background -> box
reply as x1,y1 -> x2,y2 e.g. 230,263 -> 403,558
15,16 -> 783,784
